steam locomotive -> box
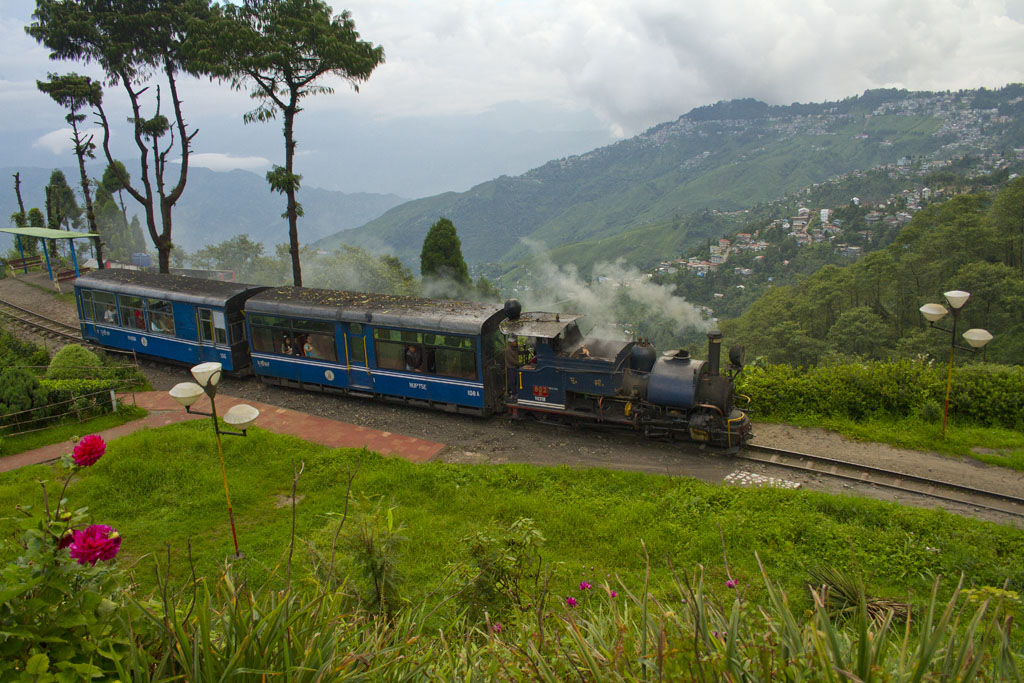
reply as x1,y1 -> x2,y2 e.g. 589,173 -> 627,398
74,270 -> 752,452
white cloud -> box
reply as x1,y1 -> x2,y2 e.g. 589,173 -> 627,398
182,153 -> 272,172
342,0 -> 1024,135
32,126 -> 104,155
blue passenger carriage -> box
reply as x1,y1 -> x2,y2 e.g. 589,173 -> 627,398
245,287 -> 507,414
74,270 -> 267,373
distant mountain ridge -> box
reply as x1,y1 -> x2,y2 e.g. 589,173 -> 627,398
315,86 -> 1024,269
1,166 -> 405,253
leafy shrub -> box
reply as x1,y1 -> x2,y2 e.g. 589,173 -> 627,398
738,360 -> 1023,428
454,517 -> 545,622
46,344 -> 105,380
0,367 -> 50,430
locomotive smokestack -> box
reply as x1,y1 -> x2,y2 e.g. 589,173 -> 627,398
707,330 -> 723,376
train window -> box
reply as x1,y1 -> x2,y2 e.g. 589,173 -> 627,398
213,311 -> 228,345
250,314 -> 337,360
90,291 -> 117,325
434,348 -> 477,379
80,290 -> 94,321
230,321 -> 246,345
373,328 -> 403,342
199,309 -> 229,346
119,296 -> 146,331
373,339 -> 405,370
198,309 -> 215,343
145,298 -> 175,336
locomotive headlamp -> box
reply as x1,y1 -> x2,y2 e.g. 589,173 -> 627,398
943,290 -> 970,310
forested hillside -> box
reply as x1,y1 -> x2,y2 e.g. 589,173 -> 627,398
319,86 -> 1024,269
720,178 -> 1024,366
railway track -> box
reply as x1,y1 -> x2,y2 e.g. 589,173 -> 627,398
0,297 -> 83,344
737,444 -> 1024,519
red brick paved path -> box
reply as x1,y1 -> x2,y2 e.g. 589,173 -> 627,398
0,391 -> 446,473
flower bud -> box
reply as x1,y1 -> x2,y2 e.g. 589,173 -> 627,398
59,511 -> 73,521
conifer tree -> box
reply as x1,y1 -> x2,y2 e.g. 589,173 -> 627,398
420,217 -> 470,286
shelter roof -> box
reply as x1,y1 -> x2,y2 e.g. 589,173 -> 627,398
2,227 -> 100,239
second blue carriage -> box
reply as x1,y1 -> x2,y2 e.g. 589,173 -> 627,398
244,287 -> 508,414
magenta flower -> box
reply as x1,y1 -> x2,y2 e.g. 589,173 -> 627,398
609,590 -> 618,598
491,622 -> 502,633
579,581 -> 592,591
72,435 -> 106,467
726,579 -> 739,589
68,524 -> 121,566
566,596 -> 578,608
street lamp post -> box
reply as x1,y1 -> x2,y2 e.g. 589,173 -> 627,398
169,362 -> 259,558
919,290 -> 993,438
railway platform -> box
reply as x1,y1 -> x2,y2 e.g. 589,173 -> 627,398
0,390 -> 446,473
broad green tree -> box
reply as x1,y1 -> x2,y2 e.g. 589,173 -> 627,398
27,0 -> 214,273
421,217 -> 470,286
201,0 -> 384,286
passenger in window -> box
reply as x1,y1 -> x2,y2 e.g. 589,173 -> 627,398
134,310 -> 144,329
282,336 -> 295,355
303,339 -> 315,358
103,306 -> 116,324
151,318 -> 164,333
405,344 -> 423,371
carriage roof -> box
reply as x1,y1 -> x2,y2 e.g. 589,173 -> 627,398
74,269 -> 265,307
246,287 -> 507,335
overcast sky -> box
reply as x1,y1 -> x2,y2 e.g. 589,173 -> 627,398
3,0 -> 1024,197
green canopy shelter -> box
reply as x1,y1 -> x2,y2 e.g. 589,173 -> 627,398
1,226 -> 103,281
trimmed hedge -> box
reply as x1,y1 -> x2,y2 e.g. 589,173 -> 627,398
737,360 -> 1024,429
39,379 -> 121,415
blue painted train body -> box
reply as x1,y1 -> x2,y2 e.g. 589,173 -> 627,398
243,286 -> 506,414
72,272 -> 752,450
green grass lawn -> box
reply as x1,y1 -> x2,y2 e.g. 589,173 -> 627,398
768,414 -> 1024,470
1,405 -> 147,457
1,421 -> 1021,614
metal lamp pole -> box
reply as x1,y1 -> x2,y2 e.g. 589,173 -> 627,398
919,291 -> 993,439
169,362 -> 259,558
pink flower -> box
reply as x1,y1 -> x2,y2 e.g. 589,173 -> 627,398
609,591 -> 618,598
579,581 -> 592,591
726,579 -> 738,589
491,622 -> 502,633
566,596 -> 578,608
72,435 -> 106,467
68,524 -> 121,566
